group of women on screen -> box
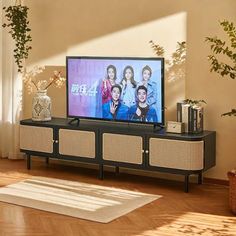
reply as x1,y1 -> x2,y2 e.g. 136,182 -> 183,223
101,65 -> 158,122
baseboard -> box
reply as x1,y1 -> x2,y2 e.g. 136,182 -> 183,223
203,177 -> 229,186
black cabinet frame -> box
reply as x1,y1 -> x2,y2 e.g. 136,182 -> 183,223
20,118 -> 216,192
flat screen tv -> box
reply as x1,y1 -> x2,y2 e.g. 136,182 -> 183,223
66,56 -> 164,126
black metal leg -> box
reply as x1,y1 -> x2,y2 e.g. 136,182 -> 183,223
27,154 -> 31,170
198,172 -> 203,184
99,164 -> 104,180
115,166 -> 119,175
184,174 -> 189,193
46,157 -> 49,165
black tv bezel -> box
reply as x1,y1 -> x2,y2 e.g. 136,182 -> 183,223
66,56 -> 165,126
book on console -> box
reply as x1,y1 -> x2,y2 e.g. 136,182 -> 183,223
181,103 -> 191,133
189,105 -> 204,133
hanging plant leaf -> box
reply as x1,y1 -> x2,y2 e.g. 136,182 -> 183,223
2,3 -> 32,73
221,109 -> 236,116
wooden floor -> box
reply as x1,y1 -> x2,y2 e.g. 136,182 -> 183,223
0,158 -> 235,236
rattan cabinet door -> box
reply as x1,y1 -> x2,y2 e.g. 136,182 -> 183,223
59,129 -> 95,158
149,138 -> 204,170
102,133 -> 143,164
20,125 -> 53,153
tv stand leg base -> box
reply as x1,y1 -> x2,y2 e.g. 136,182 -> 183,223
184,174 -> 189,193
115,166 -> 119,175
198,172 -> 202,184
99,164 -> 104,180
27,154 -> 31,170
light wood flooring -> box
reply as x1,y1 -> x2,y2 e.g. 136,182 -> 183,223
0,158 -> 235,236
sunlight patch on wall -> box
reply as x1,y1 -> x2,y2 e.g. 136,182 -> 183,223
29,12 -> 186,67
68,12 -> 186,58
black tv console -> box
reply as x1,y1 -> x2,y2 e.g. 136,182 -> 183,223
20,118 -> 216,192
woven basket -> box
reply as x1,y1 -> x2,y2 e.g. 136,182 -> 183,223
227,170 -> 236,215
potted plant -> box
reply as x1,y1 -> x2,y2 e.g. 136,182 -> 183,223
23,66 -> 66,121
2,0 -> 32,73
206,20 -> 236,215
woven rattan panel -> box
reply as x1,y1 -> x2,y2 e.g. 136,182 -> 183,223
20,125 -> 53,153
103,133 -> 143,164
59,129 -> 95,158
149,138 -> 204,170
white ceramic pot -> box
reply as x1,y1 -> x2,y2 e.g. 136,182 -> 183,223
32,90 -> 51,121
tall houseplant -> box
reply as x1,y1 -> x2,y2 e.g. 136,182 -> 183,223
206,20 -> 236,215
2,0 -> 32,73
205,20 -> 236,116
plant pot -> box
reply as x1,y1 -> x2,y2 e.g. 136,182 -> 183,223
227,170 -> 236,215
32,90 -> 51,121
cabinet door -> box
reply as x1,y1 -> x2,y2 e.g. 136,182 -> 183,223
20,125 -> 53,153
102,133 -> 143,164
59,129 -> 95,158
149,138 -> 204,170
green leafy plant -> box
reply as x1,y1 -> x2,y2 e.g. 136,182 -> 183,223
205,20 -> 236,116
2,1 -> 32,73
183,99 -> 207,107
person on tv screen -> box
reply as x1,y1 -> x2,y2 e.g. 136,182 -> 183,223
101,65 -> 117,104
120,66 -> 137,107
138,65 -> 157,109
128,85 -> 157,122
102,84 -> 128,120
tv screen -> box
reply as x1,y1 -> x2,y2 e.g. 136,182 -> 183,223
66,56 -> 164,125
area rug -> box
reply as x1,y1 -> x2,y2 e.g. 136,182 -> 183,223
0,176 -> 161,223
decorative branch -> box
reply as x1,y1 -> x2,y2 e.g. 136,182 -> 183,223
44,71 -> 65,90
23,67 -> 65,93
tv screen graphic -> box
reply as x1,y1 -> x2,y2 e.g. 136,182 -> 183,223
67,56 -> 164,125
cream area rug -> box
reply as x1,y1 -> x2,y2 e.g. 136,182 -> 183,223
0,176 -> 161,223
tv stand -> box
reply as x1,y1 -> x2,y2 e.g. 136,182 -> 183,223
19,117 -> 216,192
68,118 -> 80,126
153,124 -> 165,131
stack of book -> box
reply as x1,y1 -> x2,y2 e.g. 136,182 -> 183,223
177,102 -> 203,133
